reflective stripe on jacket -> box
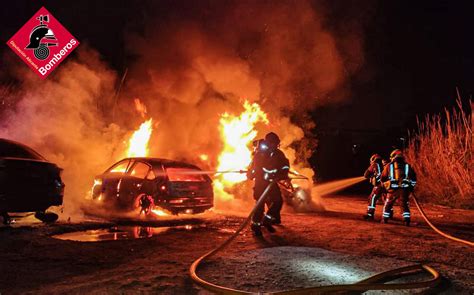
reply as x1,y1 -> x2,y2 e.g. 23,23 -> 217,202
382,160 -> 417,190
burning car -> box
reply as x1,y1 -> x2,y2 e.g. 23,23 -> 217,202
91,157 -> 214,215
0,138 -> 64,223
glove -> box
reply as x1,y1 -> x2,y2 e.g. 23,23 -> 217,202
247,169 -> 255,180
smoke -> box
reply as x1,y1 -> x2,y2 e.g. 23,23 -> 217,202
0,0 -> 367,216
121,0 -> 366,209
122,0 -> 366,156
0,47 -> 125,220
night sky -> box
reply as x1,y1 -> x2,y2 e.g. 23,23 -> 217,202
1,0 -> 473,179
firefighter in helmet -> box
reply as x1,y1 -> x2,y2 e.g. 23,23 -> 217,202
363,154 -> 386,220
247,132 -> 290,236
381,149 -> 417,226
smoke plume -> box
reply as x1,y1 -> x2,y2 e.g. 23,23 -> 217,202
0,0 -> 367,217
0,48 -> 124,219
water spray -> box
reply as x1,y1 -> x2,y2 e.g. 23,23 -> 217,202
155,169 -> 310,180
312,176 -> 365,196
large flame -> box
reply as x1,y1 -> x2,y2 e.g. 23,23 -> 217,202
126,99 -> 164,214
126,118 -> 153,158
126,99 -> 153,158
214,101 -> 269,201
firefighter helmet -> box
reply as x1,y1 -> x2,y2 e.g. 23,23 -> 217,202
370,154 -> 381,163
264,132 -> 280,146
390,149 -> 404,160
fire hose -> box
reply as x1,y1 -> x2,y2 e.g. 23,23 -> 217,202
189,180 -> 442,294
411,192 -> 474,247
174,169 -> 309,180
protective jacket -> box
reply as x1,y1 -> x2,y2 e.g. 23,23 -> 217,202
364,160 -> 383,186
248,148 -> 289,226
381,157 -> 417,192
248,149 -> 290,186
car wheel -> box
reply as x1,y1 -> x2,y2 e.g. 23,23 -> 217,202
133,194 -> 155,216
35,211 -> 59,223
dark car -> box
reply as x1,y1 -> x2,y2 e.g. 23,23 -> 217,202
91,157 -> 214,215
0,138 -> 64,224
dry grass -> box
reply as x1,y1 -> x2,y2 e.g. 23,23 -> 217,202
405,98 -> 473,209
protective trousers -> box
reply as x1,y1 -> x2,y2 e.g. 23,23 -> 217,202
383,189 -> 411,221
252,182 -> 283,225
366,185 -> 385,217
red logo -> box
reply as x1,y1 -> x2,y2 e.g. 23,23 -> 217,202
7,7 -> 80,79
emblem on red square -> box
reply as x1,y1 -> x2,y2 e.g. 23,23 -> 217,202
7,7 -> 80,79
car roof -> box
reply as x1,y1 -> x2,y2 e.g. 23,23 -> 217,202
121,157 -> 202,170
0,138 -> 47,161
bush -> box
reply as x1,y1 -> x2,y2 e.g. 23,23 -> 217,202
405,99 -> 473,209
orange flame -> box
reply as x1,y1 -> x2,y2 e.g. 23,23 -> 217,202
125,99 -> 153,158
214,101 -> 268,200
127,100 -> 168,216
134,98 -> 147,118
126,118 -> 153,158
151,208 -> 168,217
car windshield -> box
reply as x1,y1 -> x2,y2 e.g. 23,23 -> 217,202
166,167 -> 206,182
0,139 -> 46,160
107,160 -> 131,174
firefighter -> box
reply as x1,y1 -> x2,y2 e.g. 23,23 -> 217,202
247,132 -> 290,236
363,154 -> 385,220
381,149 -> 417,226
138,194 -> 153,215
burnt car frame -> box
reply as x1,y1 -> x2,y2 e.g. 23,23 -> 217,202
91,157 -> 214,215
0,138 -> 64,223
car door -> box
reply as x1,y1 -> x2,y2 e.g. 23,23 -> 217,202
118,161 -> 154,208
101,159 -> 133,201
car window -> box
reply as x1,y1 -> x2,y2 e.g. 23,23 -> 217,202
152,164 -> 167,179
130,162 -> 151,179
166,167 -> 205,182
0,139 -> 46,160
146,169 -> 156,180
108,160 -> 131,174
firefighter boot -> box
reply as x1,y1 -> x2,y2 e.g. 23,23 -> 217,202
265,213 -> 281,225
381,210 -> 391,224
263,215 -> 276,233
363,214 -> 374,221
389,209 -> 394,220
402,212 -> 411,226
251,223 -> 263,236
363,209 -> 375,221
404,218 -> 411,227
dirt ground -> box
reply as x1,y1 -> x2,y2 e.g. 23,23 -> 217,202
0,195 -> 473,294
